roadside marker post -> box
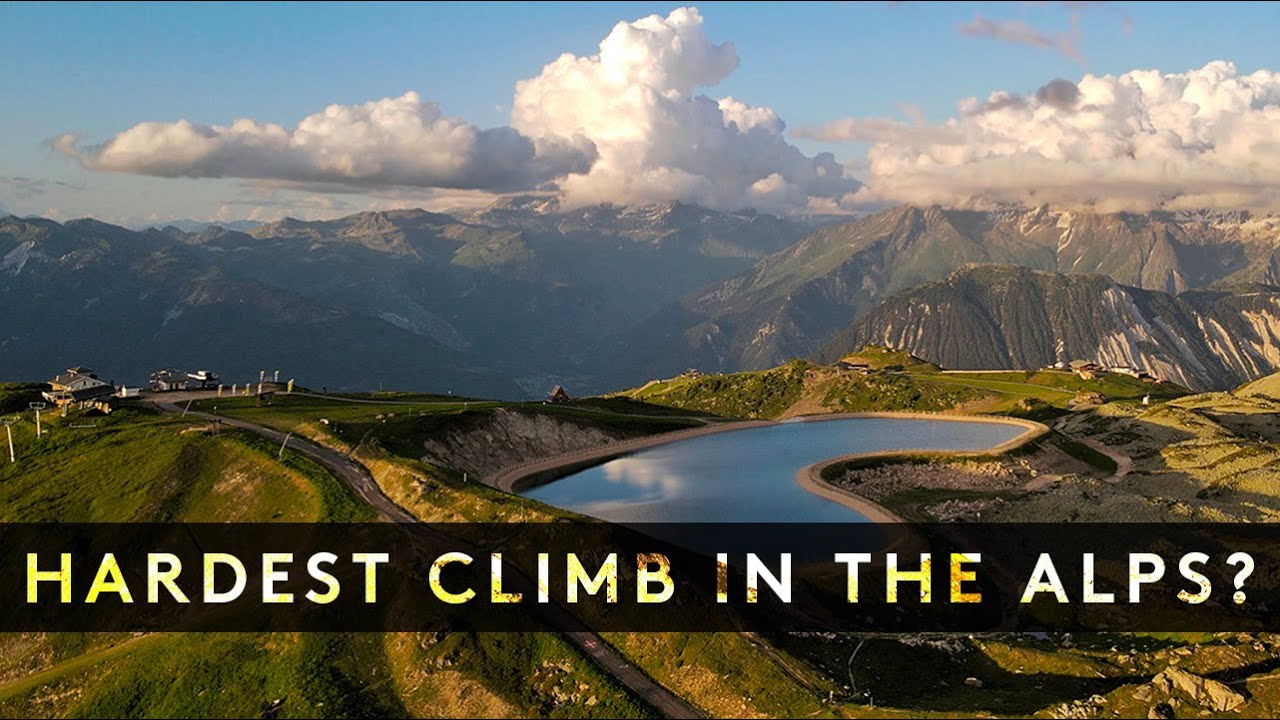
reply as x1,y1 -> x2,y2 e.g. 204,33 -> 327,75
279,432 -> 293,460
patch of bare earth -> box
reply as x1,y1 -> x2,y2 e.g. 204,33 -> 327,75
830,442 -> 1098,521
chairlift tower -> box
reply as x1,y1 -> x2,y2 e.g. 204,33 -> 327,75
2,417 -> 16,463
29,402 -> 46,438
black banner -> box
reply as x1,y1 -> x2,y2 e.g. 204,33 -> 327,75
5,522 -> 1278,633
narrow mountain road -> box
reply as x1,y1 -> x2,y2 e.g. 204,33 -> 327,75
1077,435 -> 1133,483
289,391 -> 490,406
157,401 -> 416,522
153,401 -> 703,720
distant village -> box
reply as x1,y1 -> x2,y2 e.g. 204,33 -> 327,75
41,366 -> 292,415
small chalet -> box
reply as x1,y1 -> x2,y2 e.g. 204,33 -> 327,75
187,369 -> 220,388
835,360 -> 873,375
1069,360 -> 1104,380
150,368 -> 189,392
43,366 -> 117,412
547,385 -> 571,404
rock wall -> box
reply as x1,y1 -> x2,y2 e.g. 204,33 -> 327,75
420,408 -> 633,479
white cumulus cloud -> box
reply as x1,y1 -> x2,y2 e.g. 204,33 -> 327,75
54,92 -> 595,192
510,6 -> 857,211
797,61 -> 1280,212
53,6 -> 856,213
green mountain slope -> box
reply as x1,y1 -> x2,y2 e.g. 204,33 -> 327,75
619,347 -> 1184,420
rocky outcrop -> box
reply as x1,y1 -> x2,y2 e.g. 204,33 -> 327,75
420,408 -> 635,479
1045,667 -> 1245,718
821,265 -> 1280,390
1149,667 -> 1245,712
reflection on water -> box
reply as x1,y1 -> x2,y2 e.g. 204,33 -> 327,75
522,417 -> 1023,523
601,457 -> 685,499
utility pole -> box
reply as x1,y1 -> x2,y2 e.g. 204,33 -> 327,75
29,402 -> 45,438
2,418 -> 15,463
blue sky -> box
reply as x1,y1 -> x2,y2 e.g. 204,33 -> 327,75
3,1 -> 1278,224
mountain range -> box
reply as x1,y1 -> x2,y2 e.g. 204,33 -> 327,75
817,264 -> 1280,390
622,205 -> 1280,386
0,199 -> 808,396
8,200 -> 1280,395
138,218 -> 263,233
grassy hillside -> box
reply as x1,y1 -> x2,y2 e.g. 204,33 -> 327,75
190,392 -> 849,717
0,405 -> 372,522
11,375 -> 1280,718
0,397 -> 654,718
1234,371 -> 1280,400
186,392 -> 707,523
0,383 -> 43,414
815,367 -> 1280,525
619,347 -> 1186,420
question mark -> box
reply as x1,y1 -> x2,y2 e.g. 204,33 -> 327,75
1227,552 -> 1255,604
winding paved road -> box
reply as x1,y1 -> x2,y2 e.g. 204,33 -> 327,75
152,399 -> 703,720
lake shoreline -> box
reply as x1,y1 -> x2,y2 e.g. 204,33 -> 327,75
794,415 -> 1050,523
489,411 -> 1049,520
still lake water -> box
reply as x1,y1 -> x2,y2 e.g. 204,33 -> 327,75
521,417 -> 1024,523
